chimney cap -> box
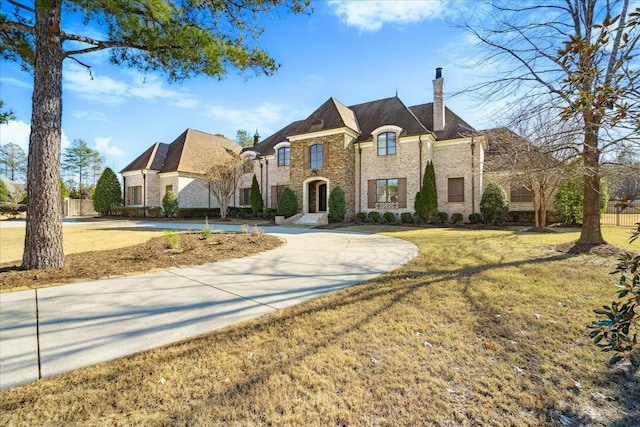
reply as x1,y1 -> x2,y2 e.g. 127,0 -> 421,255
435,67 -> 443,79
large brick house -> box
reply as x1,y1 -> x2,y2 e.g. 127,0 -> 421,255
122,69 -> 531,222
239,68 -> 488,223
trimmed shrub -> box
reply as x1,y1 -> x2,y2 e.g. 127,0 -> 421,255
554,177 -> 608,224
383,211 -> 396,223
469,212 -> 482,224
277,187 -> 298,217
250,175 -> 263,216
400,212 -> 414,223
228,207 -> 252,218
175,207 -> 221,218
355,212 -> 367,223
263,208 -> 277,220
0,203 -> 26,219
93,168 -> 122,215
451,213 -> 463,224
434,211 -> 448,225
162,190 -> 179,217
480,183 -> 509,225
328,186 -> 347,223
367,211 -> 381,223
415,161 -> 438,222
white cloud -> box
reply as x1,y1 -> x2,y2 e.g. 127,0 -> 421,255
204,102 -> 293,135
328,0 -> 449,32
0,120 -> 70,151
72,110 -> 110,122
64,63 -> 129,105
94,136 -> 123,156
0,77 -> 32,89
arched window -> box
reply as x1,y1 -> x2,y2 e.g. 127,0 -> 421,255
377,132 -> 396,156
278,147 -> 290,166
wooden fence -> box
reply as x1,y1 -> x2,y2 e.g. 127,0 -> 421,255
602,200 -> 640,227
62,198 -> 97,217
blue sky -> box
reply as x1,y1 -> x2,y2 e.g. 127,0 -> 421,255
1,0 -> 496,177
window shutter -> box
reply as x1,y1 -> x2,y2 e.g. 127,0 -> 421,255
398,178 -> 407,208
303,145 -> 309,169
368,180 -> 376,208
322,143 -> 328,168
271,186 -> 277,208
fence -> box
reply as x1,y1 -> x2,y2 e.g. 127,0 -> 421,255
602,200 -> 640,227
62,198 -> 97,217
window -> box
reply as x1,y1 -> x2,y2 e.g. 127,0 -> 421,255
377,132 -> 397,156
510,185 -> 532,202
278,147 -> 290,166
240,188 -> 251,205
448,178 -> 464,202
271,185 -> 287,208
243,157 -> 254,173
376,179 -> 399,203
165,185 -> 173,194
310,144 -> 323,169
128,186 -> 142,205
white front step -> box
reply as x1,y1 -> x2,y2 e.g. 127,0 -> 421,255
294,213 -> 327,225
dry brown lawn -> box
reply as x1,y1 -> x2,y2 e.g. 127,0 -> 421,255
1,225 -> 639,426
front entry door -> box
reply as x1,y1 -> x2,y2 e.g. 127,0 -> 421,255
318,183 -> 327,212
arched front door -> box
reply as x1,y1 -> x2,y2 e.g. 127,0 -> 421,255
304,178 -> 329,213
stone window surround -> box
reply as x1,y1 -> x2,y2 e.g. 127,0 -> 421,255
371,125 -> 402,156
274,141 -> 291,167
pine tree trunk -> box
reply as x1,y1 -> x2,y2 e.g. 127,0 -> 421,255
22,1 -> 65,269
577,115 -> 606,245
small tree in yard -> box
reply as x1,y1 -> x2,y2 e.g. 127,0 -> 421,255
277,187 -> 297,217
250,175 -> 263,216
0,179 -> 9,202
328,186 -> 346,223
162,191 -> 179,218
480,183 -> 509,225
93,168 -> 122,216
201,155 -> 244,220
415,161 -> 437,222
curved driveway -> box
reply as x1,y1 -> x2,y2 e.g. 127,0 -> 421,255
0,221 -> 418,389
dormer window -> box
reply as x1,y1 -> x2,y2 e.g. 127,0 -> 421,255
377,132 -> 397,156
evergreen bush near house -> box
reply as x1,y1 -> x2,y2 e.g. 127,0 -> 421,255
480,183 -> 509,225
277,187 -> 297,217
250,175 -> 263,216
328,186 -> 347,223
451,213 -> 463,224
383,211 -> 396,223
554,177 -> 608,224
92,168 -> 122,216
434,211 -> 448,225
0,179 -> 8,202
175,207 -> 220,218
400,212 -> 414,223
162,190 -> 179,217
355,212 -> 367,223
367,211 -> 381,223
414,161 -> 438,222
468,212 -> 482,224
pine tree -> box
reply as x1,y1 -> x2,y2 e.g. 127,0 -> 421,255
328,186 -> 346,223
415,161 -> 438,222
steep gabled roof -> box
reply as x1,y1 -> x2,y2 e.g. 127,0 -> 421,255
120,142 -> 169,173
290,97 -> 361,137
242,120 -> 303,156
121,129 -> 240,174
350,96 -> 428,142
409,103 -> 477,140
161,129 -> 241,174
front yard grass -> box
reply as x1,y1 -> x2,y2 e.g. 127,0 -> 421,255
1,226 -> 639,425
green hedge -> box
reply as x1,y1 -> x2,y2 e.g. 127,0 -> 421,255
0,203 -> 26,218
507,210 -> 562,224
175,207 -> 221,218
111,206 -> 163,218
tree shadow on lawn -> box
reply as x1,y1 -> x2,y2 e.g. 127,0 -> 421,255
7,250 -> 619,425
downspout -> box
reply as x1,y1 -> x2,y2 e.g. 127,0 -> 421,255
259,157 -> 264,204
122,175 -> 127,206
357,141 -> 362,213
265,158 -> 269,211
471,136 -> 476,213
142,169 -> 147,216
418,135 -> 423,185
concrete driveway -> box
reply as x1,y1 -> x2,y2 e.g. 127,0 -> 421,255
0,221 -> 418,389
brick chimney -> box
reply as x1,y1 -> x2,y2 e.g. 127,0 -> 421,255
433,67 -> 445,132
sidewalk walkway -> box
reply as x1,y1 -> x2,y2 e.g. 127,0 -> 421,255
0,224 -> 418,389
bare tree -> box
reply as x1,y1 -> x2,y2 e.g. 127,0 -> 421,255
485,106 -> 578,228
464,0 -> 640,246
199,153 -> 245,220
